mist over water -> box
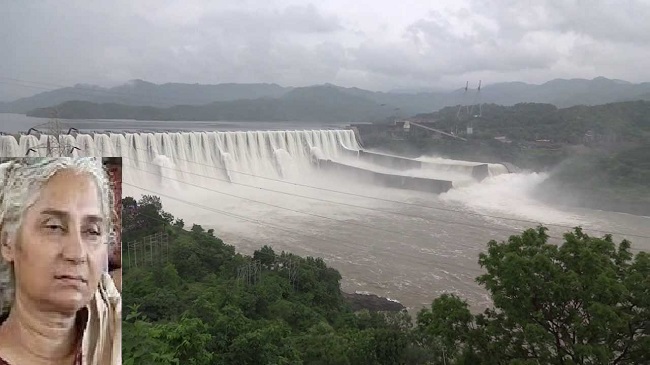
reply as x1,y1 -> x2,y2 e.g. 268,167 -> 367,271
1,129 -> 648,311
440,172 -> 588,227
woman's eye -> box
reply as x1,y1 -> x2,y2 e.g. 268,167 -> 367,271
86,227 -> 102,236
42,217 -> 65,231
45,224 -> 64,231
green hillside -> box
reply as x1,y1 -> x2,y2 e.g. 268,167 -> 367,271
367,101 -> 650,215
122,195 -> 649,365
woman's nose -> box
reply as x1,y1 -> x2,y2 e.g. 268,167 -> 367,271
61,228 -> 87,263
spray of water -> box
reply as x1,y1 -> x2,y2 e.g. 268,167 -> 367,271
152,154 -> 180,190
440,172 -> 587,226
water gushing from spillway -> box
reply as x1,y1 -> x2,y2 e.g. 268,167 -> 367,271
0,130 -> 511,193
416,155 -> 510,177
0,130 -> 361,188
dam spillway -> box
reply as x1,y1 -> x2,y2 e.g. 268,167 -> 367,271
0,129 -> 509,194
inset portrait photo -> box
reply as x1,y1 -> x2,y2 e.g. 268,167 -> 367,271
0,157 -> 121,365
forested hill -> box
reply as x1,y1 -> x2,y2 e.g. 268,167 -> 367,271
122,195 -> 649,364
417,100 -> 650,144
10,77 -> 650,121
2,80 -> 289,113
404,101 -> 650,215
26,85 -> 392,123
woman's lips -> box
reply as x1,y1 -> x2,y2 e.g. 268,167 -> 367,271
54,275 -> 88,286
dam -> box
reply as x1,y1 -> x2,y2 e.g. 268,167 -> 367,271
1,128 -> 648,311
0,129 -> 509,193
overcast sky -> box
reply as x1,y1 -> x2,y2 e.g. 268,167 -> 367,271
2,0 -> 650,101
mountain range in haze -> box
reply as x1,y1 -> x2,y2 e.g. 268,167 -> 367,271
3,77 -> 650,122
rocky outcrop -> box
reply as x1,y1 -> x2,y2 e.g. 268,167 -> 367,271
342,292 -> 406,312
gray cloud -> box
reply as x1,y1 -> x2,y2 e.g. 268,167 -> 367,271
347,7 -> 562,86
205,4 -> 343,34
343,0 -> 650,90
1,0 -> 649,101
482,0 -> 650,44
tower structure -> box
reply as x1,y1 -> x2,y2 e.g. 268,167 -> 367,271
25,115 -> 80,157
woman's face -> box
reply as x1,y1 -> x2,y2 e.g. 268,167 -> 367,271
1,169 -> 107,314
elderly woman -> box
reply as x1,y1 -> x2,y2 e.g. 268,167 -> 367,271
0,157 -> 121,365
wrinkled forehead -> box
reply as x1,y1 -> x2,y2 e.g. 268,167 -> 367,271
2,161 -> 108,223
29,170 -> 103,218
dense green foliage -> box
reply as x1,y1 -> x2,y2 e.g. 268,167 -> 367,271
123,195 -> 649,364
425,101 -> 650,144
413,227 -> 649,364
381,101 -> 649,165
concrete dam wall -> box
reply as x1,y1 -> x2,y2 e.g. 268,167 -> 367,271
353,150 -> 492,182
316,159 -> 453,194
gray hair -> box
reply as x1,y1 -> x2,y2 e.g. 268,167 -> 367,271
0,157 -> 115,315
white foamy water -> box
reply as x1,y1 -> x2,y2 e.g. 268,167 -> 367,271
152,154 -> 180,190
440,172 -> 588,227
417,155 -> 510,176
1,129 -> 648,312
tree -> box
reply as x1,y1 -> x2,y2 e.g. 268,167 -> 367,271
254,245 -> 276,269
416,293 -> 474,363
122,196 -> 139,232
122,305 -> 179,365
122,195 -> 175,240
293,321 -> 351,365
139,195 -> 163,212
472,226 -> 650,364
228,320 -> 301,364
372,328 -> 409,365
159,313 -> 214,365
191,224 -> 204,233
